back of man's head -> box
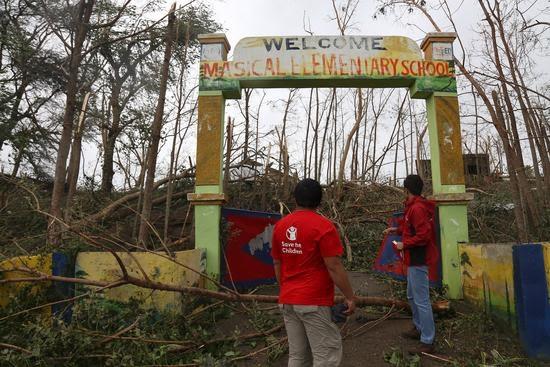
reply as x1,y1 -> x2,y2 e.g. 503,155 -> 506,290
404,174 -> 424,196
294,178 -> 322,209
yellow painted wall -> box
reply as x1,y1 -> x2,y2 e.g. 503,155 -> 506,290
75,249 -> 206,313
459,243 -> 515,327
0,254 -> 53,317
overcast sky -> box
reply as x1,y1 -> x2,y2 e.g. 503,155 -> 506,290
2,0 -> 547,185
202,0 -> 472,182
199,0 -> 547,182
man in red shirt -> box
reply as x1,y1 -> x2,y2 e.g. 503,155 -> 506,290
271,178 -> 356,367
384,174 -> 438,354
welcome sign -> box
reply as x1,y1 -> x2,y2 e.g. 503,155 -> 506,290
199,35 -> 456,96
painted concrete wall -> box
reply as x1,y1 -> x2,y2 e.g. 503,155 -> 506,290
543,243 -> 550,301
459,243 -> 516,328
0,254 -> 53,306
75,249 -> 206,313
0,254 -> 53,317
513,243 -> 550,359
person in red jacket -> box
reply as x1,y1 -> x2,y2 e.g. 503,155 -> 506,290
271,178 -> 356,367
384,174 -> 438,354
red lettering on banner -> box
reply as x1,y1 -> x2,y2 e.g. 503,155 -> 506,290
350,57 -> 362,75
389,58 -> 398,76
203,63 -> 219,77
221,61 -> 230,77
322,54 -> 336,75
265,58 -> 275,76
401,60 -> 410,76
233,62 -> 246,77
425,61 -> 436,76
275,58 -> 286,76
370,58 -> 379,75
302,55 -> 312,75
380,58 -> 390,75
291,56 -> 300,75
435,62 -> 445,76
312,54 -> 321,75
339,55 -> 349,76
200,57 -> 456,82
252,60 -> 262,76
409,61 -> 418,76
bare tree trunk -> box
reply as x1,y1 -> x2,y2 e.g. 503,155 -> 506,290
332,92 -> 338,184
132,146 -> 147,240
492,91 -> 529,241
304,89 -> 313,179
319,89 -> 335,182
163,25 -> 190,243
314,88 -> 320,180
243,88 -> 252,161
137,4 -> 177,247
261,144 -> 271,208
101,82 -> 122,194
371,99 -> 378,181
416,125 -> 428,180
336,88 -> 364,196
48,0 -> 95,245
278,89 -> 295,178
224,117 -> 233,189
531,108 -> 550,201
65,90 -> 91,219
360,91 -> 370,180
10,147 -> 24,178
393,100 -> 401,186
408,97 -> 413,175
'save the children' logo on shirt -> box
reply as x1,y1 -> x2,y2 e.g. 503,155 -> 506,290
282,226 -> 302,254
286,226 -> 297,241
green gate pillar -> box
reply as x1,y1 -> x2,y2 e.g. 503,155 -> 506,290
420,33 -> 473,299
188,34 -> 231,282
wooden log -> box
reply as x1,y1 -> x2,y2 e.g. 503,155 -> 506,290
7,268 -> 451,313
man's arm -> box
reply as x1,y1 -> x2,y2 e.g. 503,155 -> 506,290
273,259 -> 281,284
383,218 -> 404,236
323,256 -> 356,314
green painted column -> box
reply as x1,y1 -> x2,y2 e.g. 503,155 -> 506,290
191,34 -> 232,283
194,186 -> 223,279
420,33 -> 470,299
425,92 -> 470,299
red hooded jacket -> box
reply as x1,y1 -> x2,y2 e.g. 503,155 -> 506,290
395,195 -> 439,267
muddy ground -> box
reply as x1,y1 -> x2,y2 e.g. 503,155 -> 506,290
218,271 -> 549,367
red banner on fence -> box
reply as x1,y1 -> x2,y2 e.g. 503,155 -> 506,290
373,212 -> 441,287
221,208 -> 281,289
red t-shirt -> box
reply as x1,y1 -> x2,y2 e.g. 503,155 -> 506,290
271,209 -> 343,306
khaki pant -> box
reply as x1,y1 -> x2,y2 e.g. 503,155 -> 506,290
280,304 -> 343,367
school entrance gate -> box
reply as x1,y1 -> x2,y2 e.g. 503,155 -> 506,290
188,32 -> 471,299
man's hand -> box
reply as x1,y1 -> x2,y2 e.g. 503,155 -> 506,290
323,257 -> 355,315
343,297 -> 356,315
383,227 -> 398,235
393,241 -> 404,250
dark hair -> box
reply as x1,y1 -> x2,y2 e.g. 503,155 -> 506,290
294,178 -> 322,209
404,174 -> 424,196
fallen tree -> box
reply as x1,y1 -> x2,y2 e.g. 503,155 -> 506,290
3,266 -> 451,313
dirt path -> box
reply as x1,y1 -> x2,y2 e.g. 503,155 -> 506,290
237,271 -> 445,367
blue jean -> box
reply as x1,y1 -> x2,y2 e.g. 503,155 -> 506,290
407,266 -> 435,344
